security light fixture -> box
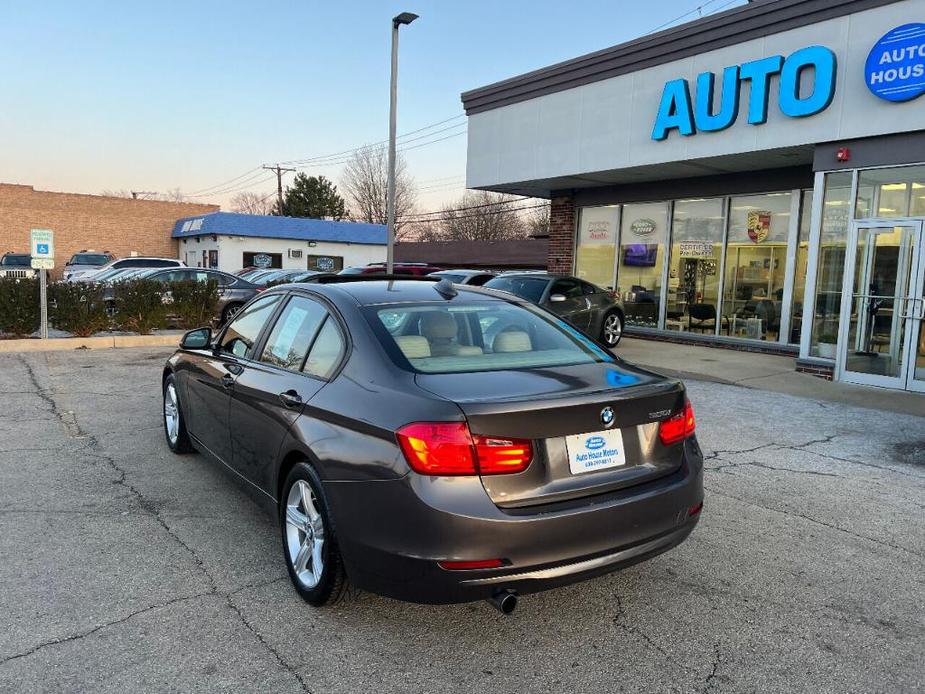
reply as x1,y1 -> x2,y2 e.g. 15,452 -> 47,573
393,12 -> 418,26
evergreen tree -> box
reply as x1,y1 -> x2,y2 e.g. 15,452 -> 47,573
275,174 -> 346,220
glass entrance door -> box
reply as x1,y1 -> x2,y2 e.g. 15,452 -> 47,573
908,255 -> 925,393
837,221 -> 925,390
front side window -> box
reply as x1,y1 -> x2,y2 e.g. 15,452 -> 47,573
260,296 -> 328,371
220,294 -> 282,359
483,276 -> 549,303
367,301 -> 615,374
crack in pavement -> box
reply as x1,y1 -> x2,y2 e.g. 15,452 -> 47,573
707,459 -> 841,478
700,642 -> 723,693
612,595 -> 694,675
706,486 -> 924,560
10,354 -> 312,693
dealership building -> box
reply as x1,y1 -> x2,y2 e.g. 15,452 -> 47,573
172,212 -> 386,274
463,0 -> 925,392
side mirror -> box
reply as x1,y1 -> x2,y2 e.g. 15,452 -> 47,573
549,293 -> 567,303
180,327 -> 212,350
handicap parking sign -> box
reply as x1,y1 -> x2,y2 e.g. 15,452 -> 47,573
36,243 -> 49,255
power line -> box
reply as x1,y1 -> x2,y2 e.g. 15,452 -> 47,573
404,203 -> 548,224
407,194 -> 530,218
294,130 -> 467,171
187,166 -> 263,196
646,0 -> 739,34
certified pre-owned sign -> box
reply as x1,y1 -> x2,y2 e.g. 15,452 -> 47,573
866,23 -> 925,102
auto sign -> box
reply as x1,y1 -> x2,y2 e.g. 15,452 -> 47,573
865,23 -> 925,102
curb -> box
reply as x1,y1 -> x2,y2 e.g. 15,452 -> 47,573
0,334 -> 180,353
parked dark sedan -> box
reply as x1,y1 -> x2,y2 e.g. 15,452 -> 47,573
162,277 -> 702,610
103,268 -> 260,323
484,273 -> 626,348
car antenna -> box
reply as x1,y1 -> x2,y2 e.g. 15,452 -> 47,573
434,277 -> 457,299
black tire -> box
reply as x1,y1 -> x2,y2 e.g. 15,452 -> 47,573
162,373 -> 193,454
221,302 -> 243,325
601,311 -> 624,348
280,462 -> 348,606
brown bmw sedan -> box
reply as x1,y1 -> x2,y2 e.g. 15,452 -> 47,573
162,277 -> 703,612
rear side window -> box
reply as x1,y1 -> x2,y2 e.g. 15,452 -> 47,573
302,318 -> 345,379
468,274 -> 494,286
220,294 -> 282,359
259,296 -> 327,371
550,279 -> 582,299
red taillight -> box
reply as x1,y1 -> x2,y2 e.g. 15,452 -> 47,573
438,558 -> 504,570
396,422 -> 533,476
472,435 -> 533,474
658,400 -> 696,446
255,286 -> 267,292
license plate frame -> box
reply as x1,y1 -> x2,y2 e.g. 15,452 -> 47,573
565,428 -> 627,475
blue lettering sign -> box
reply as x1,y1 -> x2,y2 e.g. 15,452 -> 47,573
651,79 -> 696,141
779,46 -> 837,117
652,46 -> 837,140
865,23 -> 925,102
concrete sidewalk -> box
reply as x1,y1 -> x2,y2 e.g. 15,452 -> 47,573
618,337 -> 924,417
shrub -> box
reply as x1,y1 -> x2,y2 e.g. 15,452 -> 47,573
114,280 -> 168,334
0,278 -> 40,337
169,279 -> 219,329
48,282 -> 111,337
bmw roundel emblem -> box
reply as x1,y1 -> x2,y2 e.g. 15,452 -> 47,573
600,406 -> 615,428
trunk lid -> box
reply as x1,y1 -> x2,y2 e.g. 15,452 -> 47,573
415,361 -> 687,508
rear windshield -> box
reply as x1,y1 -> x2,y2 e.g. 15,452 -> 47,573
367,301 -> 614,374
69,253 -> 109,265
1,255 -> 30,266
483,276 -> 548,303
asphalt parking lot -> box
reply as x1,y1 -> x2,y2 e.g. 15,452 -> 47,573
0,347 -> 923,693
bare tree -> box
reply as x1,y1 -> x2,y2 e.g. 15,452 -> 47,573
431,191 -> 527,242
230,191 -> 276,216
341,145 -> 417,239
525,201 -> 551,237
160,187 -> 186,203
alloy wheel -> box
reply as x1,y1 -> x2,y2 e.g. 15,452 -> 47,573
603,313 -> 623,346
164,382 -> 180,445
285,480 -> 326,589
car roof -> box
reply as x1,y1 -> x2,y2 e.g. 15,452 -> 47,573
431,269 -> 493,275
269,278 -> 510,306
489,272 -> 560,280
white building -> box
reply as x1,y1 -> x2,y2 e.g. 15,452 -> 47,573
172,212 -> 386,274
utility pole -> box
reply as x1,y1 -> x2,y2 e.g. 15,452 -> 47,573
263,164 -> 296,214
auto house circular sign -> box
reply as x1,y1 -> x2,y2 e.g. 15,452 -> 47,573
630,219 -> 657,237
865,23 -> 925,102
253,253 -> 273,268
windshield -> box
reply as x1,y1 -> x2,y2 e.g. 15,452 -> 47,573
69,253 -> 108,265
483,276 -> 548,303
1,255 -> 31,267
366,301 -> 614,374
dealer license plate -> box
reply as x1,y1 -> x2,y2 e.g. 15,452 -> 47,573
565,428 -> 626,475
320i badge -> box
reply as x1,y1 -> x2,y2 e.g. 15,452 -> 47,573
162,276 -> 703,613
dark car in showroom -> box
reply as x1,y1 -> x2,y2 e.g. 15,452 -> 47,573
162,277 -> 702,611
484,273 -> 626,348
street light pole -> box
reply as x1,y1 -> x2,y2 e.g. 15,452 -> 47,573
386,12 -> 418,274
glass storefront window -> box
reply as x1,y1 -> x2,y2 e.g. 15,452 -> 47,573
575,206 -> 618,289
810,171 -> 853,359
856,164 -> 925,218
722,193 -> 793,341
617,202 -> 669,328
788,190 -> 813,344
668,199 -> 726,334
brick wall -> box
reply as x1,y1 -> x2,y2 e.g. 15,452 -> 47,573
0,184 -> 219,277
548,195 -> 575,274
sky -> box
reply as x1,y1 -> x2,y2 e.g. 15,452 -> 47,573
0,0 -> 745,212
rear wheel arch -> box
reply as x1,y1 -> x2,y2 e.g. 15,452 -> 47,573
276,446 -> 320,503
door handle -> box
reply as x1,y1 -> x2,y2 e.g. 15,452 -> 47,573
278,390 -> 303,408
221,373 -> 236,389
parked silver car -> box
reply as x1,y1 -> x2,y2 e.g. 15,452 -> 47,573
63,250 -> 114,281
67,256 -> 185,283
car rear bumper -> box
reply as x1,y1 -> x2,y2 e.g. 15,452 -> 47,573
324,439 -> 703,604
